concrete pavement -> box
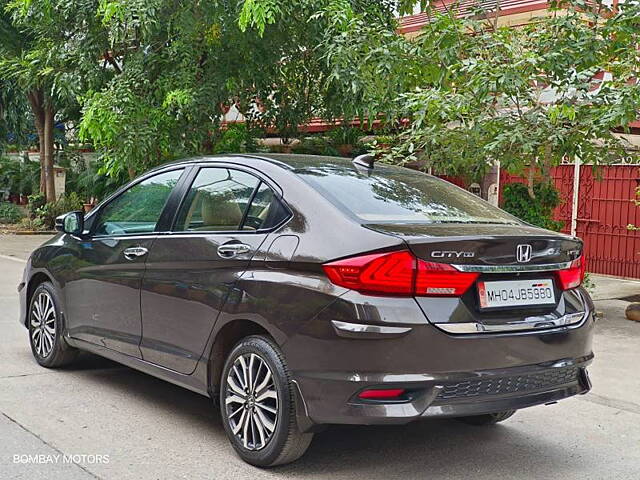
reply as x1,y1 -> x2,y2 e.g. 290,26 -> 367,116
1,235 -> 639,479
0,234 -> 54,262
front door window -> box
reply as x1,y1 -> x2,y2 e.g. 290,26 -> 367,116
93,169 -> 184,236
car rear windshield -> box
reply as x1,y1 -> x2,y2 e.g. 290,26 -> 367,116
294,164 -> 519,225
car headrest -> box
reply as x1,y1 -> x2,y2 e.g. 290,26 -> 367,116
201,192 -> 243,229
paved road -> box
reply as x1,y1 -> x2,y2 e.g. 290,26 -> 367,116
1,236 -> 639,479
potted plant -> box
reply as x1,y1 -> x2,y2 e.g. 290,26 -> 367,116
329,126 -> 364,157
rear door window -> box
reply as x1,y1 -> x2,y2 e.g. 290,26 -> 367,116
174,167 -> 289,232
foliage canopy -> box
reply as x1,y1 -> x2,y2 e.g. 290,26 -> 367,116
321,0 -> 640,179
1,0 -> 639,192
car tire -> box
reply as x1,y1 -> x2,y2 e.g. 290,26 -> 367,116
219,335 -> 313,467
28,282 -> 78,368
456,410 -> 516,426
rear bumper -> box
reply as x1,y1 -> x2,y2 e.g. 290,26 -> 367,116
285,289 -> 595,427
293,356 -> 592,426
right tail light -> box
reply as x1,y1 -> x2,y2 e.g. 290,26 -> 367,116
323,250 -> 479,297
556,256 -> 586,290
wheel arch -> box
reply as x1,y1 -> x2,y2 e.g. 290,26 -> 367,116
23,271 -> 54,326
207,319 -> 275,398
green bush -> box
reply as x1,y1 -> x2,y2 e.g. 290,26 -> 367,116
18,216 -> 45,231
0,157 -> 40,196
291,136 -> 338,156
27,193 -> 46,219
502,182 -> 563,231
213,124 -> 259,154
327,126 -> 364,146
36,192 -> 84,229
290,134 -> 371,157
0,202 -> 24,224
374,134 -> 397,145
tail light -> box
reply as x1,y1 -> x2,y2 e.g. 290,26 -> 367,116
322,250 -> 479,297
416,260 -> 480,296
556,256 -> 586,290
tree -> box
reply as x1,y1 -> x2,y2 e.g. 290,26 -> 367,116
1,0 -> 111,201
78,0 -> 274,179
237,0 -> 416,131
320,0 -> 640,189
1,7 -> 56,200
2,0 -> 412,185
16,0 -> 636,197
0,10 -> 31,153
78,0 -> 409,179
0,78 -> 32,152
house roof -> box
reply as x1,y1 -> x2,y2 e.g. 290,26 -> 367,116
398,0 -> 550,34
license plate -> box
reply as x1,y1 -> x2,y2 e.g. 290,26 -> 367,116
478,279 -> 556,309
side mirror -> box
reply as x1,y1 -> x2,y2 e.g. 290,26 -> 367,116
55,211 -> 85,236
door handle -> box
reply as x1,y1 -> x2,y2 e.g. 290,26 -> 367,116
217,243 -> 251,258
123,246 -> 149,260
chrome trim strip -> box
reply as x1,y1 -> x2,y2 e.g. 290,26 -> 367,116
452,261 -> 572,273
331,320 -> 412,338
434,312 -> 586,334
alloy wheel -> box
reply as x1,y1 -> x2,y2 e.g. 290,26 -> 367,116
30,291 -> 56,358
224,353 -> 279,451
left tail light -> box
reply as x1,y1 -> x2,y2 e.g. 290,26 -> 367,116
322,250 -> 479,297
556,256 -> 586,290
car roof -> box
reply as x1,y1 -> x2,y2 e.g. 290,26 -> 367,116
239,153 -> 356,170
156,153 -> 357,172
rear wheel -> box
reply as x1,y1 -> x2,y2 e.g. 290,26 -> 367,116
456,410 -> 516,426
219,335 -> 313,467
28,282 -> 78,368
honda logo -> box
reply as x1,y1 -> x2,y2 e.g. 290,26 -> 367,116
516,244 -> 533,263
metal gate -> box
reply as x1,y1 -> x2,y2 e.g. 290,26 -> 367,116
501,165 -> 640,279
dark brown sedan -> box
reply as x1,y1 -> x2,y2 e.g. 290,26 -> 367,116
18,154 -> 594,466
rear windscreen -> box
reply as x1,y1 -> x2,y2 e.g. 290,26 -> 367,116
295,164 -> 519,225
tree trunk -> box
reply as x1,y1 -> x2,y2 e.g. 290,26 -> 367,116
27,90 -> 46,196
527,163 -> 536,199
43,105 -> 56,202
37,129 -> 46,195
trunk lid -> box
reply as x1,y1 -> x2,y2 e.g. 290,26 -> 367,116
365,222 -> 587,334
364,223 -> 582,266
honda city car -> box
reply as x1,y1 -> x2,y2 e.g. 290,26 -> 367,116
18,154 -> 594,466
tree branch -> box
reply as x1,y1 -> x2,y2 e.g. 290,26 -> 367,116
104,51 -> 123,74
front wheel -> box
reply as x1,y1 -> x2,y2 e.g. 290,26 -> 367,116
28,282 -> 78,368
220,335 -> 313,467
456,410 -> 516,426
